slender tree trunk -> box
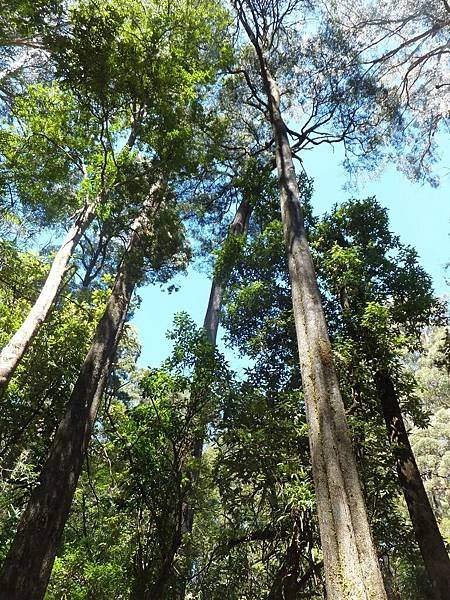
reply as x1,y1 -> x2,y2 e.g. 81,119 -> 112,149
267,521 -> 300,600
0,200 -> 97,397
232,6 -> 387,590
0,121 -> 141,398
203,197 -> 251,345
264,67 -> 386,600
0,185 -> 162,600
170,198 -> 252,598
131,565 -> 152,600
186,197 -> 251,487
148,526 -> 183,600
375,371 -> 450,600
380,555 -> 402,600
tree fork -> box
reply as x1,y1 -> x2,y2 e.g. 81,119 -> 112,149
233,3 -> 387,595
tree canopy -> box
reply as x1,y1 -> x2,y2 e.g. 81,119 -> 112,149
0,1 -> 448,599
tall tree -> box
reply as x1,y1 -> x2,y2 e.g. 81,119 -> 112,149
329,0 -> 450,183
129,157 -> 274,597
374,371 -> 450,599
173,161 -> 274,598
0,176 -> 187,599
231,2 -> 387,597
0,198 -> 98,395
221,193 -> 449,597
0,0 -> 229,396
314,197 -> 450,599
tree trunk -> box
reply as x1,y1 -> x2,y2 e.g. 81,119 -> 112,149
173,198 -> 252,598
265,67 -> 386,600
380,555 -> 402,600
229,11 -> 387,589
148,527 -> 183,600
0,200 -> 96,397
203,197 -> 251,345
375,371 -> 450,600
131,565 -> 152,600
0,184 -> 162,600
267,521 -> 301,600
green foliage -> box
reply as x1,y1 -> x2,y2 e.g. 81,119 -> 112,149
48,554 -> 128,600
410,328 -> 450,542
55,0 -> 230,103
0,0 -> 62,42
220,192 -> 444,596
0,240 -> 48,342
50,0 -> 232,170
1,83 -> 99,219
0,243 -> 106,559
213,233 -> 246,282
0,1 -> 448,597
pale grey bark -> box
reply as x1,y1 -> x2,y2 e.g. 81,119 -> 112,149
267,66 -> 386,600
203,197 -> 251,345
203,280 -> 225,346
0,200 -> 97,397
234,3 -> 387,596
171,198 -> 252,599
0,122 -> 142,398
0,183 -> 162,600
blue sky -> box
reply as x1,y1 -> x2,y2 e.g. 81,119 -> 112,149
133,143 -> 450,369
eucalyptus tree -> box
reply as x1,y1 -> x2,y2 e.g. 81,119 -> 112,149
0,239 -> 104,478
328,0 -> 450,183
0,0 -> 61,114
153,60 -> 281,586
221,192 -> 447,597
0,0 -> 230,396
181,160 -> 274,477
177,190 -> 253,583
127,156 -> 278,597
0,1 -> 231,596
202,161 -> 270,347
0,173 -> 190,599
228,1 -> 393,596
